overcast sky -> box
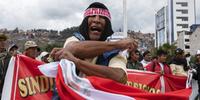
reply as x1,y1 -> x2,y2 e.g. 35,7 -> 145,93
0,0 -> 199,33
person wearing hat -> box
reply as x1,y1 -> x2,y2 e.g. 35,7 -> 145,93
37,51 -> 49,63
169,48 -> 188,76
0,34 -> 11,98
0,34 -> 7,53
50,2 -> 137,84
8,44 -> 20,56
50,2 -> 138,99
23,41 -> 38,59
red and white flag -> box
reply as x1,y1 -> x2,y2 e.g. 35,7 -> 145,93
2,55 -> 192,100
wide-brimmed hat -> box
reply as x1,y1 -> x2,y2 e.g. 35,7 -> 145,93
0,34 -> 8,41
8,44 -> 18,52
37,51 -> 49,61
24,41 -> 38,50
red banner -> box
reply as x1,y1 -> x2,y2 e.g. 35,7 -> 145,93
88,77 -> 191,100
10,55 -> 54,100
2,55 -> 192,100
127,70 -> 187,93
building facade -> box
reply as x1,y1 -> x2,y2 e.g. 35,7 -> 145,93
155,0 -> 195,47
155,6 -> 169,47
176,31 -> 191,53
188,26 -> 200,55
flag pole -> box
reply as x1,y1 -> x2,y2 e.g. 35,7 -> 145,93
123,0 -> 127,38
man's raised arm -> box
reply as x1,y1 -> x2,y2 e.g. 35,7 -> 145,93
64,38 -> 137,59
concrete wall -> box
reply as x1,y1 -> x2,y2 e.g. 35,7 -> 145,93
189,27 -> 200,55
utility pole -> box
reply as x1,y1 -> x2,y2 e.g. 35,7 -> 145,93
123,0 -> 127,38
194,0 -> 196,24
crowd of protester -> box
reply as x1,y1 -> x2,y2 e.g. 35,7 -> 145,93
0,34 -> 51,98
2,32 -> 200,97
126,48 -> 196,76
1,1 -> 200,99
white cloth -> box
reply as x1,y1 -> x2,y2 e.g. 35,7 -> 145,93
38,60 -> 135,100
159,63 -> 165,93
140,59 -> 150,70
189,79 -> 198,100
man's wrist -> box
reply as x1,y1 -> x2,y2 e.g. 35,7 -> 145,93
73,57 -> 81,66
109,41 -> 122,50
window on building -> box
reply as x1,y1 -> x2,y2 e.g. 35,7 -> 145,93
176,17 -> 188,21
176,9 -> 188,14
185,32 -> 191,35
176,2 -> 188,7
177,31 -> 182,34
185,39 -> 190,42
177,24 -> 189,28
185,45 -> 190,49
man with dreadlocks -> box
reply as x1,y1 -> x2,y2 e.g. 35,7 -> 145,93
50,2 -> 137,84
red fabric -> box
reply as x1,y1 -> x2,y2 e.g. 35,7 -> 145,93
127,69 -> 187,93
146,62 -> 172,74
127,70 -> 161,92
84,8 -> 111,20
12,55 -> 53,100
88,77 -> 191,100
9,55 -> 191,100
56,65 -> 84,100
164,74 -> 188,92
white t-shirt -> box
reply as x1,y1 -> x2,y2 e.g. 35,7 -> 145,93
159,63 -> 164,72
140,59 -> 150,70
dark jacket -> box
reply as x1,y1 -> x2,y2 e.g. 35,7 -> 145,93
170,57 -> 189,71
127,60 -> 144,70
192,63 -> 200,93
0,53 -> 11,96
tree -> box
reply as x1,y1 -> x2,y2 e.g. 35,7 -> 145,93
150,43 -> 177,63
161,43 -> 177,56
43,43 -> 63,52
159,43 -> 177,63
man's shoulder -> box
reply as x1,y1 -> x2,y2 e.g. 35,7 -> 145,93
5,53 -> 11,60
0,52 -> 10,60
64,36 -> 80,47
67,36 -> 80,41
